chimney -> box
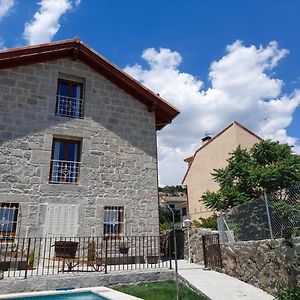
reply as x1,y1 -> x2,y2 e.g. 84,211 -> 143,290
201,135 -> 212,145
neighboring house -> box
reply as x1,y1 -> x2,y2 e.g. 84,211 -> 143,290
182,121 -> 262,221
0,38 -> 179,240
159,192 -> 188,226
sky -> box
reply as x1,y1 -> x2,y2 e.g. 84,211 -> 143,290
0,0 -> 300,186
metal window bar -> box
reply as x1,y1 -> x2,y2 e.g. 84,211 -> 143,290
0,203 -> 19,241
55,95 -> 84,118
49,160 -> 81,184
103,207 -> 125,238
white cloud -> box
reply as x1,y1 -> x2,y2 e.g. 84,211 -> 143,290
23,0 -> 80,45
124,41 -> 300,185
0,0 -> 14,21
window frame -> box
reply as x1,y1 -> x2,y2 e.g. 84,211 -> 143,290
103,206 -> 125,238
0,203 -> 19,240
55,78 -> 84,118
49,138 -> 82,184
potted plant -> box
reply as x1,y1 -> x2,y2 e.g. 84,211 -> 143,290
27,250 -> 35,270
119,242 -> 129,255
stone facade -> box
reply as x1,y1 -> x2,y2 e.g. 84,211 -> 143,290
0,57 -> 159,237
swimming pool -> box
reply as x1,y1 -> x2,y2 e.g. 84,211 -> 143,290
0,292 -> 107,300
0,287 -> 141,300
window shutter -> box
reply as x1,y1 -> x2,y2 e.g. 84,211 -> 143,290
44,204 -> 78,237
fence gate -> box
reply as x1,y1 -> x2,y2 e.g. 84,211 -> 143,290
202,234 -> 222,270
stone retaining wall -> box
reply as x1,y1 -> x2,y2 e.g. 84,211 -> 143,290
184,228 -> 300,294
184,228 -> 217,263
0,269 -> 174,294
221,238 -> 300,294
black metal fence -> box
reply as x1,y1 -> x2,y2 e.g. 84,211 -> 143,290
0,236 -> 171,278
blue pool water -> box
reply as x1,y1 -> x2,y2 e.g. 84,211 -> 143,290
1,292 -> 108,300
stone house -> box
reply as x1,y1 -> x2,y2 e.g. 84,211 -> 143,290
182,121 -> 261,221
0,38 -> 179,239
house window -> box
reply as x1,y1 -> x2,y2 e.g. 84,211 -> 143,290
0,203 -> 19,240
182,207 -> 187,216
44,204 -> 79,237
49,139 -> 81,184
103,206 -> 124,237
56,79 -> 84,118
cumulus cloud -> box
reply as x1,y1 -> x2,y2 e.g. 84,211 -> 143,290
124,41 -> 300,185
0,0 -> 14,21
23,0 -> 80,45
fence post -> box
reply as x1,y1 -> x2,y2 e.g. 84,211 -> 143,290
104,238 -> 108,274
24,238 -> 31,279
168,231 -> 172,269
264,191 -> 274,240
202,235 -> 207,268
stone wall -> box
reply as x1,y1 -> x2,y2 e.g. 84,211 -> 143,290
184,228 -> 300,294
221,238 -> 300,294
184,228 -> 217,263
0,57 -> 159,237
0,269 -> 174,294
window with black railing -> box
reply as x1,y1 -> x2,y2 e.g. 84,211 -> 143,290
49,139 -> 81,184
56,79 -> 84,118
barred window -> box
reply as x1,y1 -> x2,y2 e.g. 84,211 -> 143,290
56,79 -> 84,118
103,206 -> 124,237
0,203 -> 19,240
49,138 -> 81,184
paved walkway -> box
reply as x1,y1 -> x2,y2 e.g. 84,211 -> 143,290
177,260 -> 275,300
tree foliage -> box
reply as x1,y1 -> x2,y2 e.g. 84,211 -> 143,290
159,185 -> 186,196
202,140 -> 300,211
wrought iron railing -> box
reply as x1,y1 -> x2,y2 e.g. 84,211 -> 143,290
0,236 -> 171,278
55,95 -> 84,118
49,160 -> 81,184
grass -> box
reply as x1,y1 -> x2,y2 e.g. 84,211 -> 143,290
115,280 -> 206,300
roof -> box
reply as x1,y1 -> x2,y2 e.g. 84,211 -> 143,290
181,121 -> 263,184
0,38 -> 179,130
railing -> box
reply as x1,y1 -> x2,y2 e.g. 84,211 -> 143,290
0,236 -> 171,278
55,95 -> 84,118
49,160 -> 81,184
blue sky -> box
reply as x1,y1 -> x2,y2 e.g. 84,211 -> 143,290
0,0 -> 300,185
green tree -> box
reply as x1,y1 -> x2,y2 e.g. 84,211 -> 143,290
202,140 -> 300,211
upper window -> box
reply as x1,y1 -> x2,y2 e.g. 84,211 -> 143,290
49,138 -> 81,184
103,206 -> 124,238
0,203 -> 19,240
56,79 -> 84,118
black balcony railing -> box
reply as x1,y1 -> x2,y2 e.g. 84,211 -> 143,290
0,236 -> 171,278
49,160 -> 81,184
55,95 -> 84,118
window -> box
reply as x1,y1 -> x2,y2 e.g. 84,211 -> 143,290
44,204 -> 79,237
56,79 -> 84,118
182,207 -> 187,216
49,139 -> 81,184
103,207 -> 124,237
0,203 -> 19,240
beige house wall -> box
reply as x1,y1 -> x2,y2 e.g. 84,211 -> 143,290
183,123 -> 261,221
